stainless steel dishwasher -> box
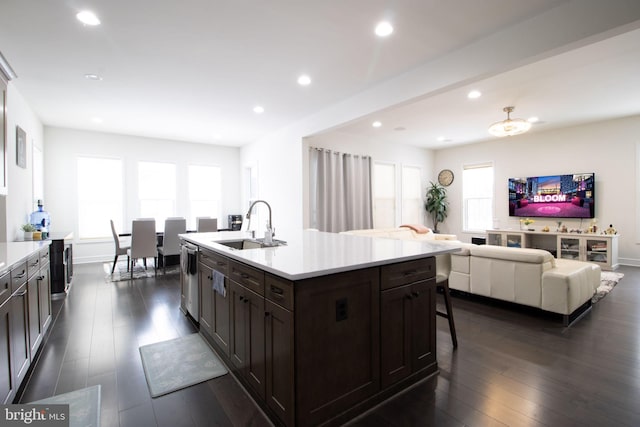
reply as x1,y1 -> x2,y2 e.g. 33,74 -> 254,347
180,242 -> 199,320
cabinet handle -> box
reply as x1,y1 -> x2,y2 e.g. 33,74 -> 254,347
14,270 -> 26,279
405,294 -> 413,300
240,273 -> 250,279
239,296 -> 244,301
244,298 -> 249,304
412,291 -> 420,298
15,290 -> 27,297
403,269 -> 417,276
207,275 -> 212,281
265,312 -> 270,317
37,275 -> 44,281
216,261 -> 225,266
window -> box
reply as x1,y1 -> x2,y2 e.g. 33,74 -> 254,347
401,166 -> 423,224
463,163 -> 494,232
188,165 -> 222,230
77,156 -> 123,238
138,161 -> 176,227
373,162 -> 396,228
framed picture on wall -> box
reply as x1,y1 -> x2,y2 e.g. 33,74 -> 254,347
16,125 -> 26,168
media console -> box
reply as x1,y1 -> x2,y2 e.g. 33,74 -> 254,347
486,229 -> 619,271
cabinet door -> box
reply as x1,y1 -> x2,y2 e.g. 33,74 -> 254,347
487,232 -> 502,246
38,266 -> 51,333
211,278 -> 230,356
558,237 -> 581,260
0,299 -> 15,404
245,286 -> 265,399
27,275 -> 42,357
380,284 -> 412,388
410,279 -> 436,372
10,284 -> 30,387
230,281 -> 266,398
265,300 -> 294,427
198,264 -> 213,336
584,237 -> 610,267
229,281 -> 247,370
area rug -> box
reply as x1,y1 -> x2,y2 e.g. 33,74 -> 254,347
592,271 -> 624,303
104,261 -> 179,282
139,333 -> 228,397
29,385 -> 101,427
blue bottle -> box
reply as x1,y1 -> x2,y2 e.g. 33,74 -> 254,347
30,199 -> 51,238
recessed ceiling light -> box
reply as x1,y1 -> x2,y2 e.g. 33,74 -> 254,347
76,10 -> 101,26
467,90 -> 482,99
372,121 -> 382,128
375,21 -> 393,37
527,116 -> 540,123
253,105 -> 265,114
84,73 -> 103,81
297,75 -> 311,86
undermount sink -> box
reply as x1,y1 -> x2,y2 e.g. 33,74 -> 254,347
216,238 -> 287,250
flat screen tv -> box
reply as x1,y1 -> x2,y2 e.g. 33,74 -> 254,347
508,173 -> 595,219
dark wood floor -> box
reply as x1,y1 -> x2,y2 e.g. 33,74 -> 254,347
18,263 -> 640,426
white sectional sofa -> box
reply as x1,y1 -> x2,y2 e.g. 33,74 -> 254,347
449,244 -> 600,325
340,227 -> 601,325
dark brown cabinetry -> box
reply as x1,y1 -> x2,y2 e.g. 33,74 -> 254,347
1,246 -> 53,404
194,247 -> 437,427
380,258 -> 436,389
198,249 -> 230,355
229,261 -> 266,399
0,271 -> 15,404
10,262 -> 30,390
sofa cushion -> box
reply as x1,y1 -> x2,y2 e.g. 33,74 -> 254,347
471,245 -> 554,264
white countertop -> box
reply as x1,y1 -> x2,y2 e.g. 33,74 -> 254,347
180,230 -> 460,280
0,241 -> 51,274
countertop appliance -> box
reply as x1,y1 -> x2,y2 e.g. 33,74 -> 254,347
228,215 -> 243,231
181,242 -> 199,320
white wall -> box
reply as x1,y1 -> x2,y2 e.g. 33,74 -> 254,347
44,127 -> 242,263
303,131 -> 434,228
0,83 -> 44,241
434,114 -> 640,265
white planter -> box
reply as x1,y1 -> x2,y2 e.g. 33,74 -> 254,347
23,231 -> 33,240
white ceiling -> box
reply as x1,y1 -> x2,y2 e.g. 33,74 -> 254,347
1,1 -> 639,148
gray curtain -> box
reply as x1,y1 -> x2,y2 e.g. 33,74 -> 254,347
309,147 -> 373,232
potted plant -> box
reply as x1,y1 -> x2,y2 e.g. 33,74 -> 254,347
21,223 -> 36,240
425,181 -> 448,233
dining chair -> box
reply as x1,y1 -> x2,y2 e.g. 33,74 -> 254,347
158,217 -> 186,274
196,217 -> 218,232
110,220 -> 130,274
127,218 -> 157,279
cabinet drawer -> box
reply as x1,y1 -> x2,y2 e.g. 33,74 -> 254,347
27,253 -> 41,279
380,258 -> 435,290
265,274 -> 293,311
0,270 -> 10,306
199,249 -> 229,275
11,261 -> 28,293
40,248 -> 50,266
229,260 -> 264,295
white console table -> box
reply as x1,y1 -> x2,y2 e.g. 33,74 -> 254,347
486,229 -> 619,271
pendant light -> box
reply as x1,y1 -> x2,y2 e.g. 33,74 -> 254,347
488,106 -> 531,137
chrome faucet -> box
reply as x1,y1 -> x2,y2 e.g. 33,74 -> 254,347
245,200 -> 274,243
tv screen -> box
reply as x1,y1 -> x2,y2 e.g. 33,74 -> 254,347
508,173 -> 595,219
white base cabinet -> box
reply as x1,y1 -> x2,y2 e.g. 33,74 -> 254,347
486,229 -> 619,270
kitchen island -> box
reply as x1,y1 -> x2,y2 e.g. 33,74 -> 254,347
180,230 -> 459,427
